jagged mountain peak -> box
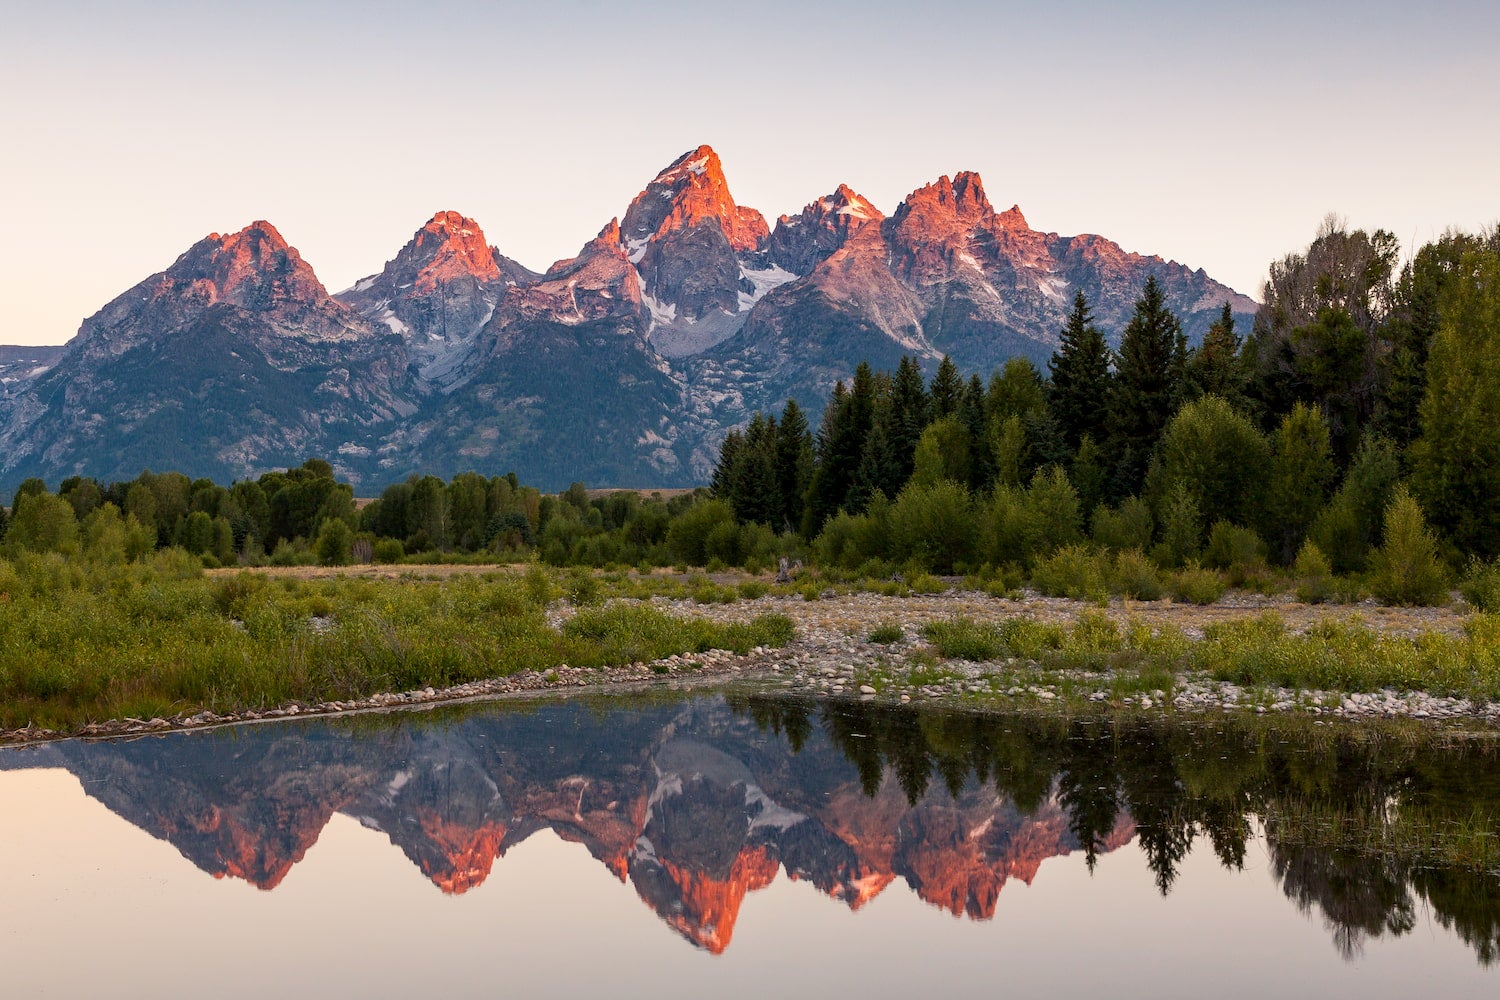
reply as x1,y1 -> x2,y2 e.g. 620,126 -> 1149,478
180,220 -> 332,309
767,183 -> 885,276
404,210 -> 503,286
893,171 -> 1001,230
620,144 -> 768,259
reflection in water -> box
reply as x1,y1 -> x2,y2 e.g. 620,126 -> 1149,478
1,694 -> 1497,963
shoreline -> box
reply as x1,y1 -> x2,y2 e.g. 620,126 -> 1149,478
4,588 -> 1498,746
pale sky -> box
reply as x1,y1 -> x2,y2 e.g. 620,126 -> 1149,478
2,0 -> 1496,346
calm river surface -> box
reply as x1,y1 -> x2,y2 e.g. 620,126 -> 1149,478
2,693 -> 1497,998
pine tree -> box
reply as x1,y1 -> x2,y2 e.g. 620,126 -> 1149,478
929,355 -> 963,419
775,399 -> 813,533
729,414 -> 780,526
1186,303 -> 1246,406
962,374 -> 993,491
1048,290 -> 1111,449
1107,276 -> 1185,497
889,356 -> 930,485
803,365 -> 876,533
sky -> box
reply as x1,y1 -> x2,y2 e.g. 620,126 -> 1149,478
2,0 -> 1496,346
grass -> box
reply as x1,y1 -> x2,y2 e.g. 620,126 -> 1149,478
1192,611 -> 1500,700
0,552 -> 795,732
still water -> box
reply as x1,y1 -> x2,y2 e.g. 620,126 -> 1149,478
1,694 -> 1497,998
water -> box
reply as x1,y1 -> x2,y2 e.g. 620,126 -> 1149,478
1,694 -> 1497,998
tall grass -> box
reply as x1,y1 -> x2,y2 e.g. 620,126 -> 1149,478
1193,611 -> 1500,699
0,554 -> 796,731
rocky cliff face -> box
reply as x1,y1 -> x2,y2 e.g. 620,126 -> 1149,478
0,345 -> 64,394
0,145 -> 1257,493
0,222 -> 415,489
615,145 -> 793,357
375,220 -> 699,488
336,211 -> 538,386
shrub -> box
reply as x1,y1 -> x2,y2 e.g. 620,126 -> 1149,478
738,580 -> 770,600
890,480 -> 976,574
1109,548 -> 1163,600
566,568 -> 602,606
1369,487 -> 1448,606
922,619 -> 1006,661
869,623 -> 905,644
1030,544 -> 1108,601
1203,521 -> 1267,572
1171,563 -> 1225,605
908,573 -> 946,595
665,499 -> 737,567
372,538 -> 405,564
1293,540 -> 1336,604
1151,481 -> 1202,569
314,518 -> 354,566
1461,558 -> 1500,613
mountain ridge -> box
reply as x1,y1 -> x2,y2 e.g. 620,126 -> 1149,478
0,145 -> 1257,492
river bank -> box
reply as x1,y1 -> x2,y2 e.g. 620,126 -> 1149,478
4,585 -> 1497,745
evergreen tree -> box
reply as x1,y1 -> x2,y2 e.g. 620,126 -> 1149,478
803,365 -> 876,533
1186,303 -> 1247,407
711,430 -> 744,499
1411,247 -> 1500,557
961,374 -> 993,491
1048,290 -> 1111,449
1107,276 -> 1185,497
929,355 -> 964,419
775,399 -> 813,533
889,356 -> 930,485
736,413 -> 781,527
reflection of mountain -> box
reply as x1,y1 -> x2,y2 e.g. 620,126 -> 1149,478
10,699 -> 1129,952
4,697 -> 1497,965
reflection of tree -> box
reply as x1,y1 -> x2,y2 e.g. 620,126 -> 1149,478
726,695 -> 1500,965
1270,843 -> 1416,960
1415,867 -> 1500,967
1054,727 -> 1121,873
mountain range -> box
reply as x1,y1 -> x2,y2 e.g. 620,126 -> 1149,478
0,145 -> 1256,493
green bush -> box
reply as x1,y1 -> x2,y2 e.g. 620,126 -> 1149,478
922,619 -> 1007,661
738,580 -> 770,600
372,538 -> 405,564
665,499 -> 737,567
1151,481 -> 1202,569
1109,548 -> 1163,600
1369,487 -> 1449,606
314,518 -> 354,567
1293,540 -> 1336,604
890,480 -> 976,575
566,568 -> 602,606
869,623 -> 905,644
1203,521 -> 1267,572
1030,544 -> 1108,601
1171,563 -> 1225,605
1461,557 -> 1500,612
